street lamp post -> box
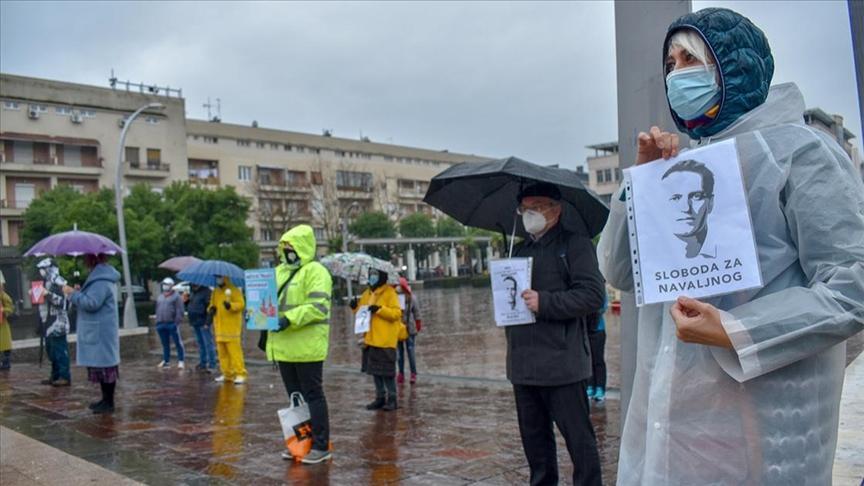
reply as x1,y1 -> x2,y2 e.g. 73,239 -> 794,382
115,102 -> 164,328
340,201 -> 360,300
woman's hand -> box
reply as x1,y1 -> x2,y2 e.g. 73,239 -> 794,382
636,126 -> 680,165
670,296 -> 733,348
62,285 -> 75,296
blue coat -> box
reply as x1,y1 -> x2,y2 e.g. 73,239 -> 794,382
71,264 -> 121,367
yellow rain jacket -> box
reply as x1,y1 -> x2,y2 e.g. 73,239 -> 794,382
209,279 -> 245,342
267,225 -> 333,362
358,285 -> 402,349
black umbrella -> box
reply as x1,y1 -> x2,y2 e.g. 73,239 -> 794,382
423,156 -> 609,240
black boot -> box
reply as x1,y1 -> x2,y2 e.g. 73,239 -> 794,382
88,400 -> 105,410
365,397 -> 385,410
382,395 -> 398,411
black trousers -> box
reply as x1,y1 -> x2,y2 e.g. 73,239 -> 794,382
278,361 -> 330,451
588,331 -> 607,389
513,380 -> 602,486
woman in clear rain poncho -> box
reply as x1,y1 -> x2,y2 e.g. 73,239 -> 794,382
598,7 -> 864,486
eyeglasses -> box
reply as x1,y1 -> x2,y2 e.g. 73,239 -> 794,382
516,203 -> 558,215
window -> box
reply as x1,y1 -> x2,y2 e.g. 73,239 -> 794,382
310,171 -> 323,185
604,169 -> 612,183
256,141 -> 266,149
261,229 -> 273,241
313,227 -> 326,241
238,165 -> 252,182
286,170 -> 307,186
125,147 -> 140,167
237,139 -> 251,147
336,170 -> 373,190
2,101 -> 20,110
145,116 -> 160,125
55,106 -> 72,115
270,143 -> 279,150
80,110 -> 95,118
14,183 -> 35,209
383,156 -> 393,162
284,144 -> 292,151
203,136 -> 218,144
596,170 -> 604,183
336,150 -> 346,157
147,148 -> 161,167
296,146 -> 306,153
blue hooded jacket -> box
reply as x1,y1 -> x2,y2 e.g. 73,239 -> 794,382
663,8 -> 775,139
71,263 -> 121,367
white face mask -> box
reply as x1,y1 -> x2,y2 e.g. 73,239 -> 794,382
522,210 -> 547,235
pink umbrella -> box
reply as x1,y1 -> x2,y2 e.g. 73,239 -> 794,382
158,256 -> 203,272
24,230 -> 123,257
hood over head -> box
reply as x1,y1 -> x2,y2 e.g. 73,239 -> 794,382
278,224 -> 317,266
664,7 -> 774,139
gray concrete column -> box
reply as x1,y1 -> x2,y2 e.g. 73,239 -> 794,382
448,246 -> 458,277
406,246 -> 417,281
486,245 -> 494,269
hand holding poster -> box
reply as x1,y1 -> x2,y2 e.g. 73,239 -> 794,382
623,139 -> 762,306
244,268 -> 280,330
489,258 -> 535,326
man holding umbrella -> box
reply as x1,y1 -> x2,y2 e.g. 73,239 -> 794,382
507,182 -> 605,486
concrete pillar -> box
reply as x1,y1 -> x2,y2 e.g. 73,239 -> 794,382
615,0 -> 691,425
448,246 -> 458,277
397,256 -> 404,268
406,246 -> 417,281
432,251 -> 441,269
486,245 -> 494,268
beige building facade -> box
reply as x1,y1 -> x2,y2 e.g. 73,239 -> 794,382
186,120 -> 489,258
0,73 -> 187,246
0,72 -> 491,261
585,142 -> 620,205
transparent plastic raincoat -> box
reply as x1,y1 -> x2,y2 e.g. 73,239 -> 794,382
599,81 -> 864,485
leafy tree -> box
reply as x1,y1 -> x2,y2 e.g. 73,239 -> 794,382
435,216 -> 465,237
398,212 -> 435,237
350,212 -> 396,238
350,211 -> 395,260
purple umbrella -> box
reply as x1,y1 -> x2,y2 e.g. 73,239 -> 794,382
24,230 -> 123,257
158,256 -> 202,272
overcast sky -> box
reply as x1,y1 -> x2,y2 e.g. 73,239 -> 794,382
1,1 -> 860,169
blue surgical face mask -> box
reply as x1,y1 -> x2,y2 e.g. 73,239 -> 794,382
666,64 -> 721,120
368,274 -> 380,286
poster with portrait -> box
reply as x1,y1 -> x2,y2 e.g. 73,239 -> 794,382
244,268 -> 280,330
489,257 -> 535,327
624,138 -> 762,306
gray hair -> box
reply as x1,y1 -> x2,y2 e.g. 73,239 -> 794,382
667,30 -> 712,67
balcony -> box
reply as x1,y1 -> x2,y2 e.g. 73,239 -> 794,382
0,199 -> 30,217
126,161 -> 171,178
0,158 -> 103,177
257,182 -> 312,194
398,188 -> 427,199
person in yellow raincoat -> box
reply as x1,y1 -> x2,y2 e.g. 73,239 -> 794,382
351,268 -> 402,411
209,276 -> 247,384
0,271 -> 14,371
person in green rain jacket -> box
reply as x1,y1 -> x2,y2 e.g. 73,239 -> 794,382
267,224 -> 333,465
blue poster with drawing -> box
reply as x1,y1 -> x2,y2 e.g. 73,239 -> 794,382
244,268 -> 279,330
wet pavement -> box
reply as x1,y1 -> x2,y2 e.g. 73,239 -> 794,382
0,287 -> 621,485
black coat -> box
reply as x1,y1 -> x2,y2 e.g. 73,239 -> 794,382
187,287 -> 212,326
505,224 -> 605,386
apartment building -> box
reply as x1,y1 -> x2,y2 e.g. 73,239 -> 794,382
0,72 -> 492,258
803,108 -> 862,180
0,73 -> 187,246
185,120 -> 490,252
585,142 -> 620,205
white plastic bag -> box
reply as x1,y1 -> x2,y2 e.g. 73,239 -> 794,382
277,392 -> 311,443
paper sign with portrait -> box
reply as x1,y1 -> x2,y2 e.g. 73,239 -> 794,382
489,258 -> 535,327
623,139 -> 762,306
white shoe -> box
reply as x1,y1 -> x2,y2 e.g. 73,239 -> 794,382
281,450 -> 293,461
233,376 -> 246,385
214,375 -> 226,383
157,361 -> 168,368
177,361 -> 185,369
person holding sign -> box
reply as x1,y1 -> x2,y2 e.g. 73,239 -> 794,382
209,276 -> 247,384
351,268 -> 402,412
598,8 -> 864,485
508,182 -> 605,486
267,224 -> 333,465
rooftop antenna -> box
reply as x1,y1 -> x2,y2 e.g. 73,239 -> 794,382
109,69 -> 117,89
203,97 -> 213,120
214,98 -> 222,122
